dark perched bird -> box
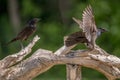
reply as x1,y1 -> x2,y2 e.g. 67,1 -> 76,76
7,18 -> 40,45
72,5 -> 107,49
64,31 -> 88,47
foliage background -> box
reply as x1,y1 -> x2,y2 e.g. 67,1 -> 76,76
0,0 -> 120,80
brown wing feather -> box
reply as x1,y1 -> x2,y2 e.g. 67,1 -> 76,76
82,5 -> 97,42
72,17 -> 83,30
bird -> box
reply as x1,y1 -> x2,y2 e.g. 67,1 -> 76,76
6,18 -> 40,47
72,5 -> 107,49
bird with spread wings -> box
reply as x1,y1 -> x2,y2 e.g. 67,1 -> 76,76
73,5 -> 98,49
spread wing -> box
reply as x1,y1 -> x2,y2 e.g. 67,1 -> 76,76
82,5 -> 97,42
72,17 -> 83,30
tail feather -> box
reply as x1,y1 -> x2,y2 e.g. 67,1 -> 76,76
6,37 -> 19,45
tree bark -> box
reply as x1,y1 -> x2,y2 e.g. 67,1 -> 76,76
66,64 -> 82,80
0,35 -> 120,80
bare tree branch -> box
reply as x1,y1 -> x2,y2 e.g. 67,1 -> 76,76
0,35 -> 120,80
0,35 -> 40,69
66,64 -> 82,80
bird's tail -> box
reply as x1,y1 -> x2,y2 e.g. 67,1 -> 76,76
6,37 -> 19,45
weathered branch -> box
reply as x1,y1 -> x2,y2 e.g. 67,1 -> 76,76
0,35 -> 40,69
5,48 -> 120,80
66,64 -> 82,80
54,36 -> 80,80
1,35 -> 120,80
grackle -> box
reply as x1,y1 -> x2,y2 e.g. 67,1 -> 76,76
7,18 -> 40,46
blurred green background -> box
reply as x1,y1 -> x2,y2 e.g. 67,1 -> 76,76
0,0 -> 120,80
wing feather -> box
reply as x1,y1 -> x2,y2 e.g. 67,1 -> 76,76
72,17 -> 83,30
82,5 -> 97,42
